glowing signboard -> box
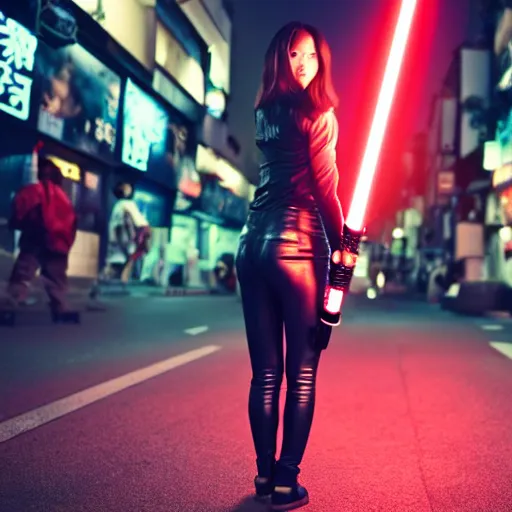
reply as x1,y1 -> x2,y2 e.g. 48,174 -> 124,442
35,40 -> 120,159
47,155 -> 81,182
0,10 -> 38,121
122,78 -> 169,172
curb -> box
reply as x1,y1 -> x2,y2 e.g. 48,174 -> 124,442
164,287 -> 211,297
95,286 -> 212,298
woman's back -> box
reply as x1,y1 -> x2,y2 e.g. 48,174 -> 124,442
250,102 -> 343,250
252,103 -> 315,212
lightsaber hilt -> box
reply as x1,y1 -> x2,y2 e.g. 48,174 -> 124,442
331,224 -> 365,288
320,224 -> 366,326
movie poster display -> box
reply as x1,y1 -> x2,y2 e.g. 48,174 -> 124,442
34,40 -> 121,159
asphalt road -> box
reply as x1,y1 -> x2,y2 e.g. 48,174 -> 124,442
1,293 -> 512,512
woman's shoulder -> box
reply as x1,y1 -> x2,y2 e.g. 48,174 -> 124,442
303,107 -> 337,134
312,107 -> 336,122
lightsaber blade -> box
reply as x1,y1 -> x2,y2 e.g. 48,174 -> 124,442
321,0 -> 418,327
347,0 -> 418,231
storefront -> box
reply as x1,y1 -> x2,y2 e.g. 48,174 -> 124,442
479,4 -> 512,287
481,93 -> 512,284
0,134 -> 110,280
199,183 -> 247,292
148,72 -> 204,286
0,8 -> 179,283
163,140 -> 249,289
193,144 -> 249,290
166,213 -> 199,287
483,163 -> 512,285
198,170 -> 248,255
0,11 -> 120,279
151,3 -> 205,219
151,72 -> 205,287
103,77 -> 183,284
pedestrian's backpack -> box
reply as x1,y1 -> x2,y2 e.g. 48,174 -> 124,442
40,181 -> 77,254
10,183 -> 44,232
12,181 -> 77,254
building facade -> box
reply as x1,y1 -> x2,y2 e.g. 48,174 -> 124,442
0,0 -> 250,289
481,0 -> 512,287
423,40 -> 493,283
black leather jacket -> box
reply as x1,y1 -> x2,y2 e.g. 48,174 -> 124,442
250,103 -> 344,250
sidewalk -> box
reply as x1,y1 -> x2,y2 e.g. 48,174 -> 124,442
0,250 -> 211,307
91,280 -> 212,298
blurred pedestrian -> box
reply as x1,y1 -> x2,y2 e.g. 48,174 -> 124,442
235,21 -> 345,510
7,156 -> 77,316
105,182 -> 151,284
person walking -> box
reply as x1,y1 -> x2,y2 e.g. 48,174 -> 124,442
7,156 -> 77,319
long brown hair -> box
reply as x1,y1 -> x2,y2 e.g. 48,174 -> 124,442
255,21 -> 338,118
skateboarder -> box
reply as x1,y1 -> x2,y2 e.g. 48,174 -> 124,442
4,156 -> 78,322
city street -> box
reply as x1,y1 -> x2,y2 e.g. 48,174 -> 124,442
1,294 -> 512,512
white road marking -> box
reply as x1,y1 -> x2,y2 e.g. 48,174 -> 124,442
0,345 -> 221,444
481,324 -> 504,331
490,342 -> 512,360
184,325 -> 209,336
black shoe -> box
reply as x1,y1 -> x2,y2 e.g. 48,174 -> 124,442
254,476 -> 273,501
271,484 -> 309,510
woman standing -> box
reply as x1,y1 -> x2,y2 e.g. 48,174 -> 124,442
236,21 -> 344,511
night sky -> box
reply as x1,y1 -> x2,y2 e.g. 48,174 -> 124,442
228,0 -> 471,235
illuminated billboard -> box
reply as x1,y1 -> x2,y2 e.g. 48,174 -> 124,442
34,40 -> 121,159
0,10 -> 38,121
122,78 -> 169,173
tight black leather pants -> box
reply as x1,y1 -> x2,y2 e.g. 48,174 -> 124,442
236,207 -> 330,486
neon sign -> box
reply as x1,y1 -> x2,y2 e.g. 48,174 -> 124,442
122,78 -> 168,172
0,10 -> 38,121
47,155 -> 81,182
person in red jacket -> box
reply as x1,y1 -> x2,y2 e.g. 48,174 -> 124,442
6,156 -> 77,317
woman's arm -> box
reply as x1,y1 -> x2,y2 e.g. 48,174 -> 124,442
308,109 -> 345,250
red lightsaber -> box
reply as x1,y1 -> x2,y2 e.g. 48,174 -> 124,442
321,0 -> 419,326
